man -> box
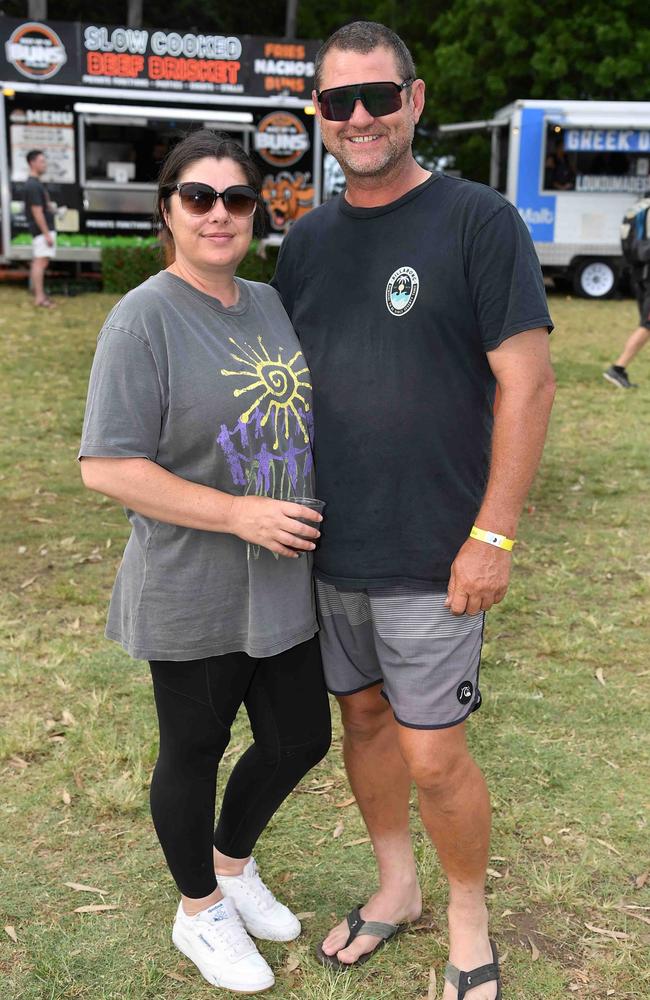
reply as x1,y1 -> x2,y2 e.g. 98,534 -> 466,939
548,142 -> 575,191
603,191 -> 650,388
24,149 -> 56,308
272,21 -> 555,1000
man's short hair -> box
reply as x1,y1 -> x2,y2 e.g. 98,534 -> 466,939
26,149 -> 44,165
314,21 -> 417,91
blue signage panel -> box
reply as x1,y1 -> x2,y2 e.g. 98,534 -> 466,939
516,107 -> 556,243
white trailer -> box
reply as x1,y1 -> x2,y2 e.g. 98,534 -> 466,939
439,99 -> 650,297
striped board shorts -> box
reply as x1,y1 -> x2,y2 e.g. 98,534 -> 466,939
315,580 -> 485,729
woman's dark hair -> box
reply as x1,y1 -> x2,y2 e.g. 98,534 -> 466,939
155,129 -> 266,239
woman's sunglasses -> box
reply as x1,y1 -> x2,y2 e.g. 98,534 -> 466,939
316,79 -> 414,122
162,182 -> 258,219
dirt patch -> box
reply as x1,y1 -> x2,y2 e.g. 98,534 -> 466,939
500,907 -> 580,964
406,908 -> 443,935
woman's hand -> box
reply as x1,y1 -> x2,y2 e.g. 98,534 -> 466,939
80,458 -> 321,557
228,496 -> 322,558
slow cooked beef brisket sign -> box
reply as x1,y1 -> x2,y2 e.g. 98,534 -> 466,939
2,19 -> 318,97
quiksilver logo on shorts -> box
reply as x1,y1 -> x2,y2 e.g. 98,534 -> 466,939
385,266 -> 419,316
457,682 -> 473,705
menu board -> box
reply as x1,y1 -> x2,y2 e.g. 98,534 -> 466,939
9,109 -> 76,183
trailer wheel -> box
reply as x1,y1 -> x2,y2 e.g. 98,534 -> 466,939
572,259 -> 617,299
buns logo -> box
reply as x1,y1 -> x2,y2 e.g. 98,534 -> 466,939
254,112 -> 309,168
5,22 -> 68,80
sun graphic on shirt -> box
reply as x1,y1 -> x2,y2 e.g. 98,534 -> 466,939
221,336 -> 311,449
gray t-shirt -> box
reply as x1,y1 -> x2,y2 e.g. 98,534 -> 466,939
24,176 -> 54,235
79,271 -> 317,660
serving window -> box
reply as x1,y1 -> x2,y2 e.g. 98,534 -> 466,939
543,123 -> 650,195
79,110 -> 254,187
83,118 -> 171,185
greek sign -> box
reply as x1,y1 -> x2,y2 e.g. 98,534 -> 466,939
565,129 -> 650,154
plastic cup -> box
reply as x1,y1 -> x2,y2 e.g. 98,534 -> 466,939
291,496 -> 326,525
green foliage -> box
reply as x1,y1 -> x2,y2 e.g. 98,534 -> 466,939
423,0 -> 648,118
101,243 -> 165,294
11,233 -> 160,249
238,244 -> 279,283
2,1 -> 289,34
417,0 -> 650,179
297,0 -> 392,39
99,242 -> 277,293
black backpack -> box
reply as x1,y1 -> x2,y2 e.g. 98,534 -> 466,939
620,196 -> 650,264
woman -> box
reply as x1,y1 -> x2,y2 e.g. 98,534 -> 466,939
79,130 -> 331,994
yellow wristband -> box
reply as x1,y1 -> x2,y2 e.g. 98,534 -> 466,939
470,525 -> 516,551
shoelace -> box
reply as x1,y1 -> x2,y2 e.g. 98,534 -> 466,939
240,866 -> 278,911
196,908 -> 256,959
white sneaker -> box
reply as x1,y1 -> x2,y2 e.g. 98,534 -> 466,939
217,858 -> 301,942
172,896 -> 274,994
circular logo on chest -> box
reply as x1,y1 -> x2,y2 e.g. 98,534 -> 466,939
385,266 -> 419,316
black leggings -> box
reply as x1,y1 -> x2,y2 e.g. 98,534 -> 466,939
149,636 -> 331,898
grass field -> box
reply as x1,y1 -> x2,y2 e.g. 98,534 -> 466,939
1,285 -> 648,1000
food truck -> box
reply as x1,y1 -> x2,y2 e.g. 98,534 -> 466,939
0,17 -> 322,264
439,100 -> 650,297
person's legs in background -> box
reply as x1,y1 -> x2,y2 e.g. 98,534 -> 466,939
30,253 -> 50,307
604,275 -> 650,388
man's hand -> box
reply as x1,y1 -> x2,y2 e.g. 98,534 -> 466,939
445,536 -> 512,615
228,495 -> 321,558
45,232 -> 54,247
443,327 -> 554,616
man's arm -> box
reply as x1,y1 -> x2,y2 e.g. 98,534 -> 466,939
445,328 -> 555,615
30,204 -> 54,245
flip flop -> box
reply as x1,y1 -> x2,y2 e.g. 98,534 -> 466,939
444,938 -> 501,999
315,905 -> 404,970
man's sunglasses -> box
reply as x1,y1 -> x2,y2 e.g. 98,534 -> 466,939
162,182 -> 258,219
316,79 -> 414,121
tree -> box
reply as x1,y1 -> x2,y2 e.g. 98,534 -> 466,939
418,0 -> 650,178
0,1 -> 289,34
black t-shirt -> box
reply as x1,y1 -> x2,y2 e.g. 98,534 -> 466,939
24,176 -> 54,236
272,174 -> 552,591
